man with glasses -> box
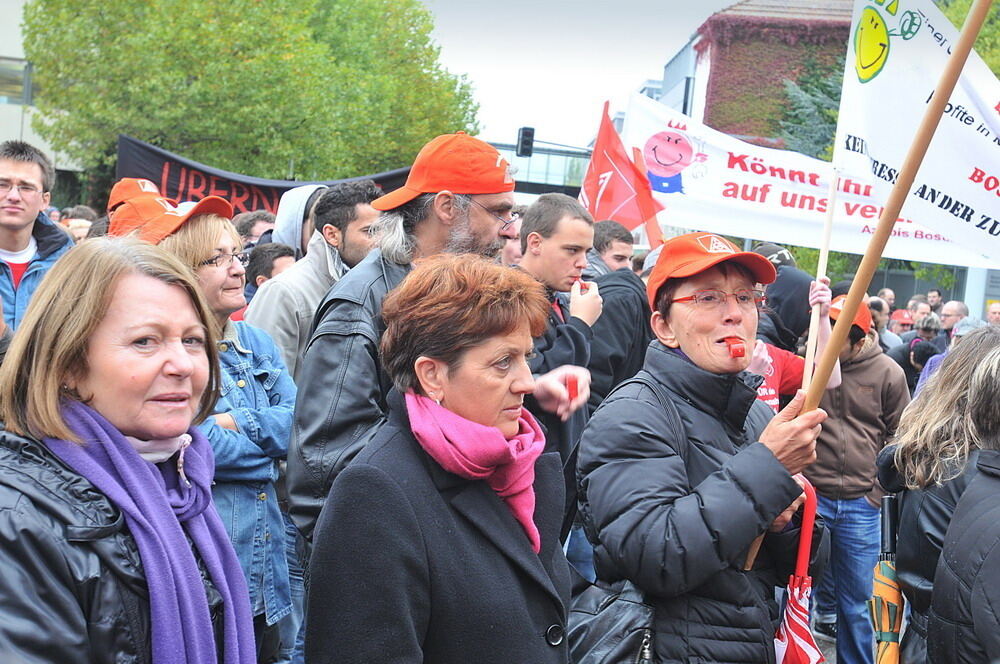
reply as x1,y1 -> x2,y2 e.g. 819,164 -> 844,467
938,300 -> 969,347
289,133 -> 589,545
0,141 -> 73,333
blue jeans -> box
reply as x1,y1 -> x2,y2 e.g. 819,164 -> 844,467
276,514 -> 306,664
814,495 -> 880,664
566,524 -> 596,582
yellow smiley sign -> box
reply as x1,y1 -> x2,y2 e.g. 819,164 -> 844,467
855,6 -> 890,82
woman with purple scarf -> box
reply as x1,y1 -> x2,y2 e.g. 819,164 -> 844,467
306,254 -> 576,664
0,236 -> 255,664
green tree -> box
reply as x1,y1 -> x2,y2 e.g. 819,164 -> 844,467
778,59 -> 842,161
21,0 -> 478,193
937,0 -> 1000,72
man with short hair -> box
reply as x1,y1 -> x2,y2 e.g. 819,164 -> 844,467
234,210 -> 276,247
245,243 -> 296,295
989,302 -> 1000,326
246,181 -> 380,379
938,300 -> 969,345
289,134 -> 587,544
517,193 -> 602,459
582,219 -> 633,279
869,297 -> 901,349
0,140 -> 73,333
877,287 -> 895,310
927,288 -> 943,313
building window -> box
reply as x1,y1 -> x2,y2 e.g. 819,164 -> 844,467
0,58 -> 32,105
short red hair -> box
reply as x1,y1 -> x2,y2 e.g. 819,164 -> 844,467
380,254 -> 549,393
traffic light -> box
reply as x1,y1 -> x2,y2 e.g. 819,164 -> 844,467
516,127 -> 535,157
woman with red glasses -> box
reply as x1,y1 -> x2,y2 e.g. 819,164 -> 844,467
577,232 -> 829,663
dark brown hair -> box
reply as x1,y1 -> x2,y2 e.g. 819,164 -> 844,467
380,254 -> 549,393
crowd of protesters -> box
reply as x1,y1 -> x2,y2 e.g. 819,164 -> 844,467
1,133 -> 999,664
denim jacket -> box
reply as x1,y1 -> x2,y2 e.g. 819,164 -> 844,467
199,321 -> 295,625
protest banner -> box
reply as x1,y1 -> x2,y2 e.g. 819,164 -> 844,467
621,92 -> 995,267
806,0 -> 994,410
116,135 -> 410,214
834,0 -> 1000,266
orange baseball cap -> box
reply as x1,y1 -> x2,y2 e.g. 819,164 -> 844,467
107,178 -> 233,245
890,309 -> 914,324
371,132 -> 515,211
830,295 -> 873,334
646,232 -> 777,310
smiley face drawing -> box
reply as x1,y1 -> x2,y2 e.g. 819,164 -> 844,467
644,131 -> 706,194
855,7 -> 890,82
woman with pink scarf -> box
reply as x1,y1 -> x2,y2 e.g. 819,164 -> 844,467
305,253 -> 572,664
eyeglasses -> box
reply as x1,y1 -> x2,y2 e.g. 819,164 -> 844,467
0,180 -> 44,198
200,250 -> 250,268
670,289 -> 766,311
469,198 -> 519,230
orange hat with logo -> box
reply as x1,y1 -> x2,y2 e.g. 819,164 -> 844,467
830,295 -> 873,334
371,132 -> 515,211
107,178 -> 233,245
645,232 -> 777,310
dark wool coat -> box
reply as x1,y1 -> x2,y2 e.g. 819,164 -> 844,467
306,391 -> 571,664
578,343 -> 828,664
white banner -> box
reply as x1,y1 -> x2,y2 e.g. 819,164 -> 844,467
834,0 -> 1000,264
622,91 -> 995,268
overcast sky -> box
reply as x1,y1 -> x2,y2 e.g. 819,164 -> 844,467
424,0 -> 736,148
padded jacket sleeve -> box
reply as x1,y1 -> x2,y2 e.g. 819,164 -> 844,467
578,388 -> 802,598
245,278 -> 305,379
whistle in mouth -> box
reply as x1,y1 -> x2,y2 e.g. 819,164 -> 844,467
723,337 -> 746,358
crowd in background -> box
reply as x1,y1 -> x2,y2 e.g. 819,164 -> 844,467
1,134 -> 1000,664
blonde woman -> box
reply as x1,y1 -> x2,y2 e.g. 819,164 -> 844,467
0,237 -> 255,663
877,325 -> 1000,663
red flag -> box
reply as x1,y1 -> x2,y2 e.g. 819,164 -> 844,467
579,102 -> 665,247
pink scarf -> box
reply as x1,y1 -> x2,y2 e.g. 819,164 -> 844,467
404,392 -> 547,553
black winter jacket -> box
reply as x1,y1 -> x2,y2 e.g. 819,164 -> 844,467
927,449 -> 1000,664
578,343 -> 829,663
877,446 -> 980,663
307,390 -> 570,663
585,268 -> 652,415
288,249 -> 410,541
0,428 -> 225,663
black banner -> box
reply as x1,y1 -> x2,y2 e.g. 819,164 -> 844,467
115,135 -> 410,214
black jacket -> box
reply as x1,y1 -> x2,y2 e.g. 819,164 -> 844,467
578,343 -> 828,663
0,429 -> 224,663
586,268 -> 652,415
928,449 -> 1000,663
288,249 -> 410,542
306,391 -> 570,664
878,446 -> 980,663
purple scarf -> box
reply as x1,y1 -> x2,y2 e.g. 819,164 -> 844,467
45,400 -> 255,664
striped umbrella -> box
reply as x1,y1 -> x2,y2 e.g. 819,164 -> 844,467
775,477 -> 826,664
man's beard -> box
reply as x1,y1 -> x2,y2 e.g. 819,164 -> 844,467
444,215 -> 503,258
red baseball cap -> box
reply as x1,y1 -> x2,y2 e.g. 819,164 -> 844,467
107,178 -> 233,245
890,309 -> 914,324
371,132 -> 515,211
646,232 -> 777,310
830,295 -> 873,334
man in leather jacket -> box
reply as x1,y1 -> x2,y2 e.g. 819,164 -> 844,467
287,133 -> 521,543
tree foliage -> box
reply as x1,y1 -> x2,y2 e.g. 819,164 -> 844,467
778,59 -> 842,161
937,0 -> 1000,72
21,0 -> 478,183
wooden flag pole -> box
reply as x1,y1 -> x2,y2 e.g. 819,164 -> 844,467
804,0 -> 994,412
801,172 -> 840,392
